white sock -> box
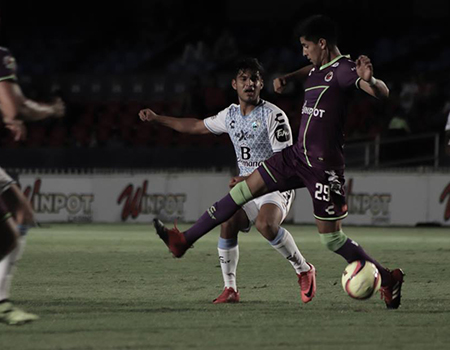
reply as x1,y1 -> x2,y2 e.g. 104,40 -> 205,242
217,238 -> 239,291
0,236 -> 26,301
269,227 -> 310,275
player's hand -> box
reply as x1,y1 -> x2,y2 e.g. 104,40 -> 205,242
229,176 -> 247,188
139,108 -> 157,122
51,97 -> 66,118
273,77 -> 287,94
356,55 -> 374,83
5,119 -> 26,141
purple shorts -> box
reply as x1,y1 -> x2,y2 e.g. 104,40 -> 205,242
257,146 -> 348,221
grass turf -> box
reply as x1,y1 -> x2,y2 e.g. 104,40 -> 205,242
1,224 -> 449,350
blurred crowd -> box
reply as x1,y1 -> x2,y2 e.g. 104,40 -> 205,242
1,2 -> 449,151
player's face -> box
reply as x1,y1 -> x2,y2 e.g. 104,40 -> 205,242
300,36 -> 325,67
232,69 -> 263,104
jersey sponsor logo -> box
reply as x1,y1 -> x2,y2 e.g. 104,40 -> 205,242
325,71 -> 334,82
302,101 -> 325,118
275,124 -> 291,142
240,146 -> 251,160
235,130 -> 254,141
239,160 -> 263,168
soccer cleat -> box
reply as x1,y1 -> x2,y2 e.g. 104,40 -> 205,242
213,287 -> 240,304
380,268 -> 405,309
153,219 -> 189,258
0,302 -> 39,326
297,263 -> 316,304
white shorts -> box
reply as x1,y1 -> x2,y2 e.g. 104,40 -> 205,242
241,189 -> 295,232
0,168 -> 15,194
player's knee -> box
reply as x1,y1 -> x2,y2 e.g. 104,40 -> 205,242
255,218 -> 278,240
220,221 -> 239,239
319,230 -> 348,252
229,181 -> 253,206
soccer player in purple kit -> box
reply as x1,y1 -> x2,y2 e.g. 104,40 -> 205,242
0,42 -> 65,324
154,15 -> 405,309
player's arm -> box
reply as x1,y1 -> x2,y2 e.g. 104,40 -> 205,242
139,108 -> 210,135
0,81 -> 65,122
356,55 -> 389,99
273,64 -> 313,94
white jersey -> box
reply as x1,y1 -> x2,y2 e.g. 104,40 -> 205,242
204,100 -> 292,176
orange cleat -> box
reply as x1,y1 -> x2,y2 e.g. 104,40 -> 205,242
153,219 -> 189,258
297,263 -> 316,304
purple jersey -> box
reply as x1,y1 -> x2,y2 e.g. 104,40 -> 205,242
293,55 -> 361,170
0,47 -> 18,83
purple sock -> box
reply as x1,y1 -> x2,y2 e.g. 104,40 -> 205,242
335,238 -> 391,286
184,194 -> 240,245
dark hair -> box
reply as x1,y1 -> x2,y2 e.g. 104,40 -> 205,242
234,57 -> 264,78
298,15 -> 338,46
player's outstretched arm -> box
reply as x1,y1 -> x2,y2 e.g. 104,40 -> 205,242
139,108 -> 210,135
273,64 -> 313,94
0,80 -> 65,121
356,55 -> 389,99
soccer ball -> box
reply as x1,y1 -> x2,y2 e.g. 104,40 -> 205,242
341,260 -> 381,300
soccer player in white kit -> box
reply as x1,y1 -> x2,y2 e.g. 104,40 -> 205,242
139,58 -> 316,304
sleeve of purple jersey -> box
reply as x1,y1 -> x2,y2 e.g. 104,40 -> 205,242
336,59 -> 361,91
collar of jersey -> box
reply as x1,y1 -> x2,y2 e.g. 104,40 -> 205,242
240,99 -> 265,117
319,54 -> 350,71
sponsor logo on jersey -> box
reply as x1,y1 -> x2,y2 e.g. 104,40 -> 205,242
302,101 -> 325,118
235,130 -> 254,141
239,160 -> 264,168
325,71 -> 334,82
275,124 -> 291,142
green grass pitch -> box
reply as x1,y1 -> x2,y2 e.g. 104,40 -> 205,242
1,224 -> 449,350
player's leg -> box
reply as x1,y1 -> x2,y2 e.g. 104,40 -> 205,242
213,209 -> 248,304
0,182 -> 38,325
253,195 -> 315,303
316,219 -> 391,283
0,199 -> 18,260
316,219 -> 404,309
154,169 -> 270,258
184,170 -> 268,244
